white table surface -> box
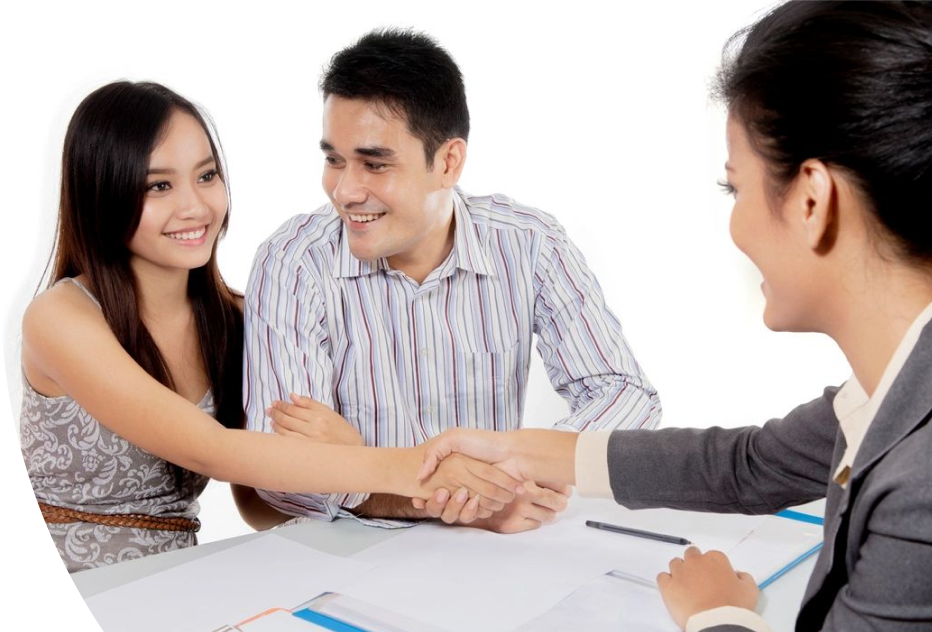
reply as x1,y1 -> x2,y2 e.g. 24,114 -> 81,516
73,504 -> 822,632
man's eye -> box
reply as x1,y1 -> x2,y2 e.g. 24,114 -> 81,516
325,156 -> 341,166
366,162 -> 387,172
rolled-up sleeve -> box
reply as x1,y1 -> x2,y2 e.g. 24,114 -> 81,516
533,231 -> 662,433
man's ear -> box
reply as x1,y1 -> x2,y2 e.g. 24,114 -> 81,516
435,138 -> 467,188
797,159 -> 836,252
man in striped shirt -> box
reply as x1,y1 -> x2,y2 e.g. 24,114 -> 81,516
244,29 -> 662,532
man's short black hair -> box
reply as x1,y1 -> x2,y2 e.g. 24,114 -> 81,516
320,28 -> 470,166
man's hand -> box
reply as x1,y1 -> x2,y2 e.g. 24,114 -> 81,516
268,393 -> 364,446
418,428 -> 578,488
656,547 -> 759,630
348,452 -> 522,521
414,450 -> 522,509
418,429 -> 519,481
413,479 -> 570,533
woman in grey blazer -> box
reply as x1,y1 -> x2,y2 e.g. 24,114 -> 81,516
416,1 -> 932,630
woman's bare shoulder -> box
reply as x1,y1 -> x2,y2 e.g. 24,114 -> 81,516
22,279 -> 113,390
24,280 -> 106,336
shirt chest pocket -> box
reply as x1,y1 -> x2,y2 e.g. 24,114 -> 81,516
441,341 -> 521,431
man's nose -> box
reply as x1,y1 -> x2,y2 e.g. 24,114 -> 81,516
331,164 -> 367,209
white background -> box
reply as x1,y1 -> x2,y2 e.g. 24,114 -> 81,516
0,1 -> 848,630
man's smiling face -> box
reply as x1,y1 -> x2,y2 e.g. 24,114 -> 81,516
320,95 -> 452,266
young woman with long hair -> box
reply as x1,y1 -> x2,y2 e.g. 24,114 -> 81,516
19,81 -> 520,572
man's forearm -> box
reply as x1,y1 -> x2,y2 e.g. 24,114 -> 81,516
231,484 -> 291,531
350,493 -> 431,520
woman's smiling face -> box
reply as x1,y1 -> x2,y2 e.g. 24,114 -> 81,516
128,110 -> 228,276
724,114 -> 818,333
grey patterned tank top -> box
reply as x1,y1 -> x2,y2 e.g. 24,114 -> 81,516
19,278 -> 211,573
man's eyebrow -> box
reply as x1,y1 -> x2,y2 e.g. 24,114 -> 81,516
355,146 -> 395,159
318,142 -> 395,159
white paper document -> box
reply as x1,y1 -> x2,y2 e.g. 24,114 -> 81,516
517,571 -> 677,632
84,534 -> 376,632
340,496 -> 821,632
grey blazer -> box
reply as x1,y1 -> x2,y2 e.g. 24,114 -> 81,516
606,323 -> 932,631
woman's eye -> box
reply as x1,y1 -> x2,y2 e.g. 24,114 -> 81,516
147,181 -> 171,193
717,179 -> 737,197
199,169 -> 219,183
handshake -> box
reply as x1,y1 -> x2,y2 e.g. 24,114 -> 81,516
267,395 -> 579,534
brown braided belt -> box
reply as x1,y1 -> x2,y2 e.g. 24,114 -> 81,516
39,502 -> 201,532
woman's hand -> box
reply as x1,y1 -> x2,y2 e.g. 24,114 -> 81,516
418,428 -> 525,481
656,547 -> 759,630
268,394 -> 364,446
411,444 -> 524,514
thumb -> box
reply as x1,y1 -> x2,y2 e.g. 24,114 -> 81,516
417,440 -> 457,481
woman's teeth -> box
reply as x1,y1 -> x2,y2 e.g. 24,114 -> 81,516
165,227 -> 206,241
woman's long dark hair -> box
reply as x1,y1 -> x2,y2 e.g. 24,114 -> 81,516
716,1 -> 932,265
51,81 -> 243,429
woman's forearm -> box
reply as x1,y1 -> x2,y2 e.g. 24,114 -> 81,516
206,428 -> 422,496
509,429 -> 579,485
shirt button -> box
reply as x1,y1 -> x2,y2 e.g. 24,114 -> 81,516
420,348 -> 429,357
424,406 -> 434,415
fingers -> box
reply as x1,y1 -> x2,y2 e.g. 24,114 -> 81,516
421,487 -> 485,525
423,488 -> 451,519
477,497 -> 504,512
463,461 -> 523,503
288,393 -> 325,409
269,401 -> 314,424
500,517 -> 542,534
458,494 -> 482,524
668,556 -> 684,573
440,488 -> 470,524
684,546 -> 702,560
537,481 -> 572,496
270,419 -> 312,439
530,485 -> 569,512
267,403 -> 317,436
517,500 -> 557,525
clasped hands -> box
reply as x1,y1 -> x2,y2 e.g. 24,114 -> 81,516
268,397 -> 760,628
267,395 -> 569,532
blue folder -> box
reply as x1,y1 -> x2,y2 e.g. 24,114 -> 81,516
758,509 -> 825,590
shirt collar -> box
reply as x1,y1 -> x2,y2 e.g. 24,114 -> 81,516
332,189 -> 496,279
833,299 -> 932,485
449,188 -> 496,277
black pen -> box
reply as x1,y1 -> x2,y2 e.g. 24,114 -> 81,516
585,520 -> 692,546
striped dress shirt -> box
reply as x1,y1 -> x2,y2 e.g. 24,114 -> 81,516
244,189 -> 662,519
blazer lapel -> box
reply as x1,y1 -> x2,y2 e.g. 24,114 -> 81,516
850,321 -> 932,481
796,322 -> 932,630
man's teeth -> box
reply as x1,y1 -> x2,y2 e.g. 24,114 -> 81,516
166,227 -> 206,241
348,213 -> 385,223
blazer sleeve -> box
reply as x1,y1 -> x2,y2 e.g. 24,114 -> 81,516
604,387 -> 839,514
